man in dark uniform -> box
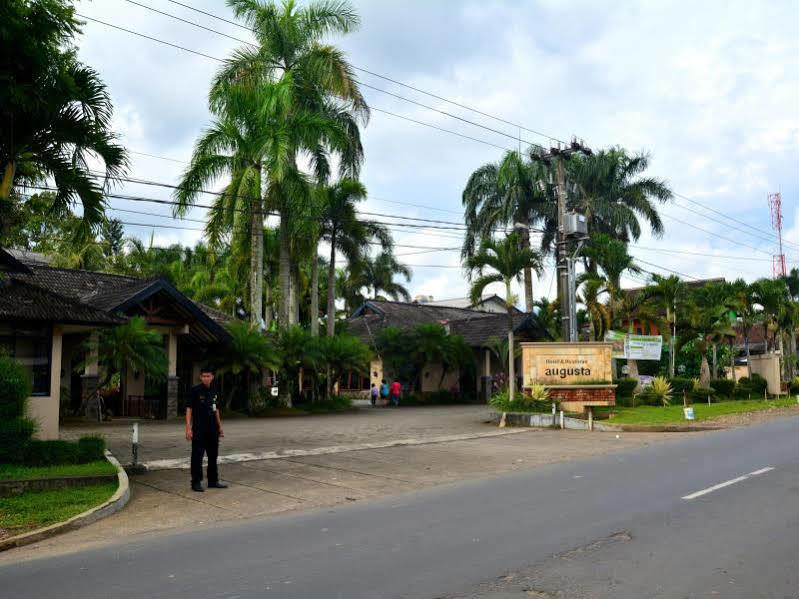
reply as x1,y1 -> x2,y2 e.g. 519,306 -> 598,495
186,366 -> 227,492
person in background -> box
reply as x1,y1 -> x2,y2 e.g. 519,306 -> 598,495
370,382 -> 379,406
380,379 -> 390,404
390,378 -> 401,407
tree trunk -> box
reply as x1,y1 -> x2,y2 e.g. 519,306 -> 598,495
326,232 -> 337,337
520,227 -> 534,313
729,339 -> 735,380
712,343 -> 718,380
278,214 -> 292,326
700,355 -> 711,387
310,247 -> 319,337
290,264 -> 300,324
264,285 -> 272,329
0,161 -> 16,200
745,334 -> 752,378
249,170 -> 264,325
506,280 -> 516,401
627,358 -> 639,381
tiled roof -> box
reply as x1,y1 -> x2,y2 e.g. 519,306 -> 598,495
2,256 -> 232,341
347,299 -> 551,347
0,279 -> 123,325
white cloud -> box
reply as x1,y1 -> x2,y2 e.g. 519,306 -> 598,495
70,0 -> 799,302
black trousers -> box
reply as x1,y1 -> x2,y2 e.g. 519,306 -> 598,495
190,434 -> 219,485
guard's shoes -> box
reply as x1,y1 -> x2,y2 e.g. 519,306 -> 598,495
208,481 -> 228,489
191,483 -> 204,492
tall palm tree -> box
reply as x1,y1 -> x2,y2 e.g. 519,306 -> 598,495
222,321 -> 281,411
563,149 -> 670,269
644,274 -> 687,378
751,278 -> 790,353
362,252 -> 412,301
585,233 -> 641,323
462,150 -> 549,312
317,179 -> 392,336
1,0 -> 127,236
213,0 -> 368,328
465,233 -> 544,401
175,77 -> 345,325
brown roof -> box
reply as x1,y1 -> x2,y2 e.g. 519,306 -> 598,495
0,279 -> 123,325
348,299 -> 551,347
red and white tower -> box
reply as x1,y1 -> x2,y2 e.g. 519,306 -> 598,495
768,191 -> 786,278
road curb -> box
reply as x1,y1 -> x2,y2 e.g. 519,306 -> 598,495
0,450 -> 130,553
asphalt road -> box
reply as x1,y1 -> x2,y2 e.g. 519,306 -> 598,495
4,416 -> 799,598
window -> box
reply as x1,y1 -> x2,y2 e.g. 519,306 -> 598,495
0,323 -> 52,395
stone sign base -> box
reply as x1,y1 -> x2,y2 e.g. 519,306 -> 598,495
544,384 -> 616,414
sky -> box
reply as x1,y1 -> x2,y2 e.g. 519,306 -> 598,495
72,0 -> 799,306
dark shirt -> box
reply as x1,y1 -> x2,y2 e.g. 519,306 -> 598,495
188,383 -> 219,437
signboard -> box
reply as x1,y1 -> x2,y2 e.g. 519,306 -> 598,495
521,342 -> 613,386
604,330 -> 663,361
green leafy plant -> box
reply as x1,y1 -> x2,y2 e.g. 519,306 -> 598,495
615,378 -> 639,398
650,376 -> 673,407
0,357 -> 36,464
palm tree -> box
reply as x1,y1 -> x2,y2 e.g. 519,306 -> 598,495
81,317 -> 168,420
213,0 -> 368,328
532,297 -> 561,341
362,252 -> 412,301
550,149 -> 671,271
577,276 -> 611,342
317,179 -> 392,336
222,321 -> 281,411
751,278 -> 790,353
318,335 -> 371,398
679,290 -> 736,387
728,279 -> 758,377
645,274 -> 687,378
462,150 -> 549,312
585,233 -> 641,323
1,0 -> 128,236
465,233 -> 544,401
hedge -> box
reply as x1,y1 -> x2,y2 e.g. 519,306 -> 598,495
615,378 -> 638,398
668,377 -> 695,394
709,379 -> 736,397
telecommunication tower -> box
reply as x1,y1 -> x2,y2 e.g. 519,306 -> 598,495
768,191 -> 786,278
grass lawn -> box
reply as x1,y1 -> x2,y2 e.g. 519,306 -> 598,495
0,482 -> 117,538
601,398 -> 799,426
0,460 -> 117,481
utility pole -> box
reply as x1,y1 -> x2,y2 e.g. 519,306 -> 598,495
531,139 -> 592,342
555,157 -> 570,342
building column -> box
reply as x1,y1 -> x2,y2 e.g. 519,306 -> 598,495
81,331 -> 101,421
481,348 -> 493,403
166,330 -> 179,419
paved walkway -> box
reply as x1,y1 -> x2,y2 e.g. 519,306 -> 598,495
61,405 -> 499,465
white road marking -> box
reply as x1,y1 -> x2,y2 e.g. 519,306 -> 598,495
748,466 -> 775,476
682,467 -> 775,500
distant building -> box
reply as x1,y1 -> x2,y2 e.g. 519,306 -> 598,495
0,248 -> 232,439
346,299 -> 550,395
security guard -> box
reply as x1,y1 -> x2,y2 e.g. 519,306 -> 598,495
185,366 -> 227,492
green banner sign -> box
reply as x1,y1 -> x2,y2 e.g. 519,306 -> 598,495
604,330 -> 663,361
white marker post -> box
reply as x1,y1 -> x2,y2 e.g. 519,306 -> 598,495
588,407 -> 594,432
132,422 -> 139,466
559,410 -> 564,429
552,402 -> 557,427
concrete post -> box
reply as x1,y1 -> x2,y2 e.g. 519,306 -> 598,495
82,331 -> 100,421
588,406 -> 594,432
166,331 -> 179,419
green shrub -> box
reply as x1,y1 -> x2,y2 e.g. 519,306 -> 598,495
23,440 -> 79,467
77,436 -> 106,462
0,418 -> 36,464
709,379 -> 736,398
690,386 -> 716,403
789,377 -> 799,395
490,389 -> 556,413
668,377 -> 694,394
634,389 -> 661,406
750,373 -> 768,394
615,378 -> 638,398
0,357 -> 33,420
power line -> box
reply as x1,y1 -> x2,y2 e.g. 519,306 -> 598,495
674,191 -> 799,253
158,0 -> 567,144
634,258 -> 700,281
629,245 -> 775,262
659,212 -> 772,256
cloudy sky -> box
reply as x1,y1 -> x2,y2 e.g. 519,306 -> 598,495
73,0 -> 799,305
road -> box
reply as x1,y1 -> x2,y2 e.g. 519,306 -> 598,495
3,415 -> 799,598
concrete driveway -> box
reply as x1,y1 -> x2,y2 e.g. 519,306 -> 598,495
61,405 -> 500,465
